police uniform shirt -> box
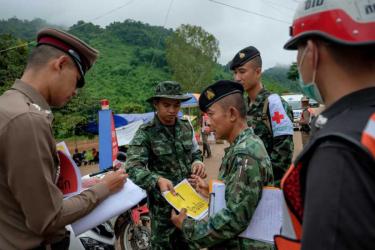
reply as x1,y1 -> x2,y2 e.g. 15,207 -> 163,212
0,80 -> 110,249
301,87 -> 375,250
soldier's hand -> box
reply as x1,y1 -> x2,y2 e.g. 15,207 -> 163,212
188,175 -> 209,198
157,177 -> 176,195
171,208 -> 187,230
101,169 -> 127,194
192,161 -> 207,178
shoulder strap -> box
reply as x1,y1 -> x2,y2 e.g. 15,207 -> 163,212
296,132 -> 374,164
262,97 -> 272,133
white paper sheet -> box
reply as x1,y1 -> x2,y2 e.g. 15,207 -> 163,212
209,185 -> 283,244
239,188 -> 283,244
71,179 -> 146,236
209,182 -> 226,216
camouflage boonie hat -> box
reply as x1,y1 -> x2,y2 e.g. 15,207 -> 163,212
146,81 -> 192,103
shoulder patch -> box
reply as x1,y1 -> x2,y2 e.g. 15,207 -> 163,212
268,94 -> 293,137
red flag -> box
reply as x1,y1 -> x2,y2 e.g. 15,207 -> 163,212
111,113 -> 119,164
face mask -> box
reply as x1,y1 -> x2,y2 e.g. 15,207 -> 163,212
298,47 -> 324,104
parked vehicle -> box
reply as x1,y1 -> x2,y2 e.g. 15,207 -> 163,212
114,151 -> 151,250
114,198 -> 151,250
281,94 -> 304,130
67,222 -> 115,250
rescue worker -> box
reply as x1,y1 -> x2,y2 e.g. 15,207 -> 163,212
274,1 -> 375,250
298,96 -> 311,146
230,46 -> 294,185
0,28 -> 127,250
171,80 -> 274,250
125,81 -> 206,250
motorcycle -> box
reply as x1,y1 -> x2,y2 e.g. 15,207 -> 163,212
114,198 -> 151,250
67,222 -> 115,250
114,151 -> 151,250
69,151 -> 151,250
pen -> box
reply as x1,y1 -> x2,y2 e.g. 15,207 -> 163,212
176,193 -> 185,201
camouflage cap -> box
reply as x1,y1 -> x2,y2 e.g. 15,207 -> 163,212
146,81 -> 192,103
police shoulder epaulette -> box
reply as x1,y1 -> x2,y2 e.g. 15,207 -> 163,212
29,103 -> 52,116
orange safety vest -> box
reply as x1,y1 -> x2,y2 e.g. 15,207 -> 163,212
275,113 -> 375,250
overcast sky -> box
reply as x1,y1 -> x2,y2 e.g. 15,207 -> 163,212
0,0 -> 301,70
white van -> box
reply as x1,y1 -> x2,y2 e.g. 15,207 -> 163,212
281,94 -> 304,129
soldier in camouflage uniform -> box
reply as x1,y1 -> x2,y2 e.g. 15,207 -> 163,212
230,46 -> 294,185
125,81 -> 206,250
171,80 -> 274,250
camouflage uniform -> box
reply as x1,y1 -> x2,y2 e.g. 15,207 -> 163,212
246,88 -> 294,184
181,128 -> 274,250
126,81 -> 203,250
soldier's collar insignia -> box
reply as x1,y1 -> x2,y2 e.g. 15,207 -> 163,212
239,52 -> 245,59
206,89 -> 215,100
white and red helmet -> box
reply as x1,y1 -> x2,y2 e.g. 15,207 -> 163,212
284,0 -> 375,50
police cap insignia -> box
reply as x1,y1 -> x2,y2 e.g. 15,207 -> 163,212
199,80 -> 244,112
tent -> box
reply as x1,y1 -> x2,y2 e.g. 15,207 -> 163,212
181,93 -> 200,108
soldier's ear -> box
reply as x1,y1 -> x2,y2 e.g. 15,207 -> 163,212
228,106 -> 238,122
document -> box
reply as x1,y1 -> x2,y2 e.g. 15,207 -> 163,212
209,183 -> 283,244
238,187 -> 283,244
56,141 -> 82,197
71,179 -> 147,236
208,180 -> 226,216
163,179 -> 208,220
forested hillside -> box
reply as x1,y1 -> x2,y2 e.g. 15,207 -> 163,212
0,17 -> 297,138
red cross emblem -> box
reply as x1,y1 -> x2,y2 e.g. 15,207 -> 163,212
272,111 -> 284,124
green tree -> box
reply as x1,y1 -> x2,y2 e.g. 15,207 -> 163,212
287,62 -> 299,81
0,34 -> 28,94
166,24 -> 220,92
52,88 -> 100,139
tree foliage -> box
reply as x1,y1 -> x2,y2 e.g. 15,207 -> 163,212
287,62 -> 299,81
0,34 -> 28,93
166,24 -> 220,92
263,65 -> 300,93
0,17 -> 300,139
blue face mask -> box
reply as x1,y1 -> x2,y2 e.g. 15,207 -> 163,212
298,47 -> 324,104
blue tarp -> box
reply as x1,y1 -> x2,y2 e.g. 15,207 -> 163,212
84,111 -> 183,134
116,112 -> 155,124
181,93 -> 198,108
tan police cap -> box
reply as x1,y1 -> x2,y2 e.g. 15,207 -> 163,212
37,28 -> 99,88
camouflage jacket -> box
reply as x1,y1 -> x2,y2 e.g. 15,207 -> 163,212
246,88 -> 294,182
126,116 -> 202,191
182,128 -> 274,250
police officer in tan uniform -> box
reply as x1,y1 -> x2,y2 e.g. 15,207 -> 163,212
0,28 -> 127,250
298,96 -> 311,146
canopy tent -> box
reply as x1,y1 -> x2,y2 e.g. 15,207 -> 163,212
84,111 -> 183,136
181,93 -> 200,108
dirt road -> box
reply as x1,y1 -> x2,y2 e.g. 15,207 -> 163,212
79,131 -> 304,178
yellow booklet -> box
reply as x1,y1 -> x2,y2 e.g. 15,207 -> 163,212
163,179 -> 208,220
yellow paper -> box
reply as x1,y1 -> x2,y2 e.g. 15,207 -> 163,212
164,179 -> 208,220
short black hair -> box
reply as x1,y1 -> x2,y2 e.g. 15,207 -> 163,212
250,55 -> 262,69
218,93 -> 247,119
26,45 -> 65,71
